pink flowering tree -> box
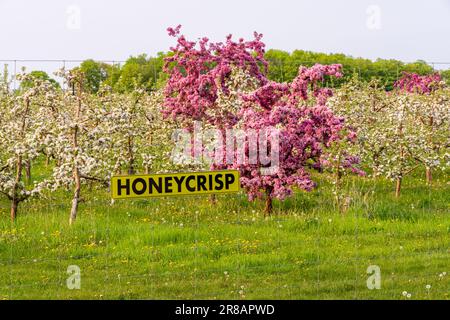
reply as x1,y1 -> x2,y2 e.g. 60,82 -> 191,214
163,25 -> 267,128
235,64 -> 362,213
394,72 -> 442,94
162,25 -> 268,203
162,26 -> 358,214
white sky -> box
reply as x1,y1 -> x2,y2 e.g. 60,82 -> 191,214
1,0 -> 449,68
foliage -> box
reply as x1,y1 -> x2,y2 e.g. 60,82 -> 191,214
235,64 -> 354,205
265,49 -> 436,90
65,50 -> 449,95
75,60 -> 113,93
19,70 -> 60,90
394,72 -> 442,94
162,25 -> 267,126
107,53 -> 167,93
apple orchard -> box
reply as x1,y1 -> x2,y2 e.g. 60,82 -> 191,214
0,26 -> 448,224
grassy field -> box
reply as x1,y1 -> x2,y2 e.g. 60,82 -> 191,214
0,163 -> 448,300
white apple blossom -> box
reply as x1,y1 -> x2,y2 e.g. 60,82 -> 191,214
0,72 -> 55,220
329,76 -> 449,196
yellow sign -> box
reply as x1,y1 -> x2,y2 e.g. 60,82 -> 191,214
111,170 -> 240,199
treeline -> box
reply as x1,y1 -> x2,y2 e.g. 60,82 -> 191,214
10,50 -> 450,93
265,49 -> 448,90
76,53 -> 167,93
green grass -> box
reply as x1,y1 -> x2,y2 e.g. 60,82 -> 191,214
0,165 -> 449,300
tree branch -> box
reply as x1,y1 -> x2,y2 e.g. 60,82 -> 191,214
80,175 -> 109,187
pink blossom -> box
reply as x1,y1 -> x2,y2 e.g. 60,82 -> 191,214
162,26 -> 356,203
394,72 -> 442,94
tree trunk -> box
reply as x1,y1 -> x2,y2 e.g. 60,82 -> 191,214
70,167 -> 81,225
11,155 -> 23,222
70,80 -> 82,225
127,137 -> 135,175
11,98 -> 29,221
335,154 -> 342,209
10,199 -> 18,222
395,109 -> 405,199
25,160 -> 31,182
395,177 -> 402,198
425,116 -> 434,186
264,187 -> 273,215
425,167 -> 432,186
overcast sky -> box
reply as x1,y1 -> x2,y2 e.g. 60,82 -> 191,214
1,0 -> 450,70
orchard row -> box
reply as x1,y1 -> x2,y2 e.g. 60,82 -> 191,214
0,26 -> 448,223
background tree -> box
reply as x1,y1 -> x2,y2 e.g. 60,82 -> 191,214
441,69 -> 450,85
76,59 -> 113,93
265,49 -> 435,90
107,53 -> 167,93
19,70 -> 60,90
